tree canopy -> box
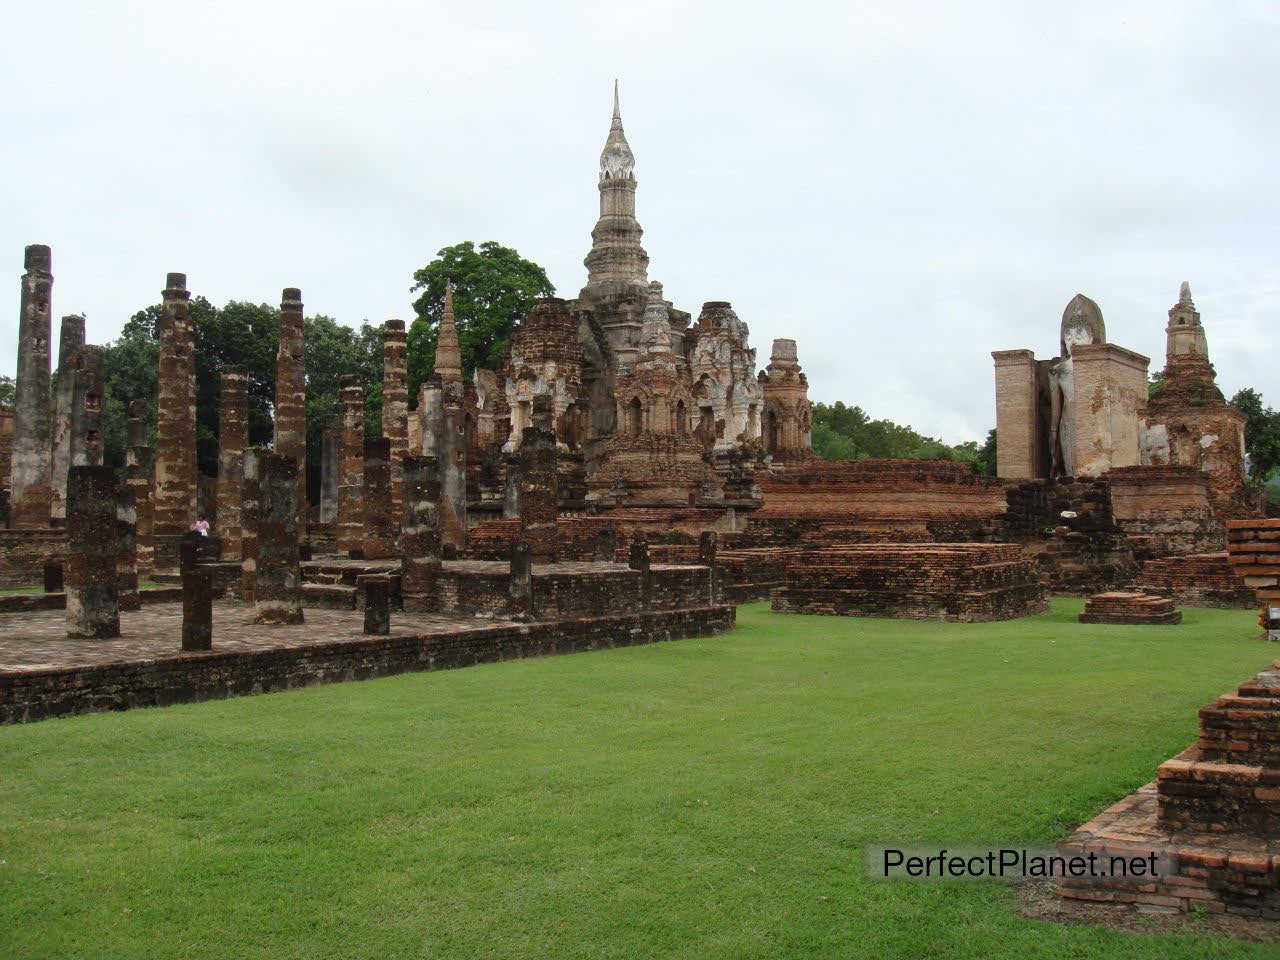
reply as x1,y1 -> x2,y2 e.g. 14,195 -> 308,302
407,241 -> 555,400
810,401 -> 994,474
1230,387 -> 1280,485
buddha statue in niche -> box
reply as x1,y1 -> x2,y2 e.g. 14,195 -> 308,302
1048,294 -> 1106,477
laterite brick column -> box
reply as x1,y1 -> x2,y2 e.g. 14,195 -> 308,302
125,400 -> 154,578
253,453 -> 303,625
362,437 -> 395,560
50,313 -> 85,521
153,272 -> 196,572
518,423 -> 558,562
382,319 -> 409,522
65,466 -> 119,638
116,487 -> 139,611
318,419 -> 339,524
217,366 -> 248,561
69,344 -> 105,467
274,288 -> 307,544
401,455 -> 441,613
336,376 -> 364,557
240,448 -> 262,601
10,245 -> 54,529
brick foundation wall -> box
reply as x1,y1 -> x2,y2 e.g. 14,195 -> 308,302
0,530 -> 67,589
0,604 -> 736,724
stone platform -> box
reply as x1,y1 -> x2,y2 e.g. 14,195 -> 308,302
0,600 -> 735,724
770,543 -> 1048,622
1078,592 -> 1182,625
1134,552 -> 1257,609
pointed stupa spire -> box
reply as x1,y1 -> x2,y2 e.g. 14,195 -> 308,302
1166,278 -> 1206,359
600,80 -> 635,181
434,281 -> 463,384
1178,280 -> 1194,306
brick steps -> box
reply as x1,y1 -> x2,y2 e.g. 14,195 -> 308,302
1133,552 -> 1256,609
1078,591 -> 1182,625
1226,519 -> 1280,605
771,543 -> 1047,622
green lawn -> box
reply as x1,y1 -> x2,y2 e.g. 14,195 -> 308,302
1,599 -> 1275,959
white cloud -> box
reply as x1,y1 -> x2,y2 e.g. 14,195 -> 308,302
1,0 -> 1276,442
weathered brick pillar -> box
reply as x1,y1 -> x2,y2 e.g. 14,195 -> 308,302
363,579 -> 391,635
65,466 -> 120,638
126,400 -> 154,578
382,319 -> 409,522
401,455 -> 441,612
629,535 -> 651,609
182,568 -> 213,651
70,344 -> 105,467
419,376 -> 443,457
116,487 -> 139,611
10,244 -> 54,529
362,437 -> 395,560
153,272 -> 196,572
518,423 -> 558,562
50,313 -> 86,522
217,367 -> 248,561
318,418 -> 339,524
441,380 -> 468,552
509,541 -> 533,620
240,448 -> 262,601
274,288 -> 308,544
254,453 -> 303,625
407,398 -> 423,456
337,376 -> 364,557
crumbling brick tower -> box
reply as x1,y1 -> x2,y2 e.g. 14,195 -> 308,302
435,284 -> 468,551
1141,282 -> 1254,519
587,282 -> 719,506
758,338 -> 816,463
382,318 -> 409,520
50,313 -> 86,522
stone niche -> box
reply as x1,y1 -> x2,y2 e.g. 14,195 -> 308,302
992,293 -> 1149,480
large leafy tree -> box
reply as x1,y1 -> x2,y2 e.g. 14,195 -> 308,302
0,375 -> 15,407
408,241 -> 555,399
1230,388 -> 1280,484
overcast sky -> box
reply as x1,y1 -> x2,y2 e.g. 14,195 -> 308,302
2,1 -> 1276,444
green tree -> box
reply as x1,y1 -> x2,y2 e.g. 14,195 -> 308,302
1230,388 -> 1280,483
810,400 -> 987,469
0,375 -> 14,407
974,428 -> 998,477
408,241 -> 555,398
1148,370 -> 1165,397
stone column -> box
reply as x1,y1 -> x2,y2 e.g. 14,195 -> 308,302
70,344 -> 105,467
363,579 -> 391,635
182,568 -> 213,651
362,437 -> 395,560
254,453 -> 303,624
509,541 -> 533,620
115,487 -> 139,611
274,288 -> 308,544
216,367 -> 248,561
125,400 -> 154,578
50,313 -> 86,522
382,319 -> 409,521
419,376 -> 443,457
337,376 -> 364,557
240,447 -> 262,601
10,245 -> 54,528
65,466 -> 120,638
440,380 -> 467,552
629,535 -> 651,610
518,423 -> 558,562
318,419 -> 339,524
153,272 -> 196,572
401,455 -> 441,612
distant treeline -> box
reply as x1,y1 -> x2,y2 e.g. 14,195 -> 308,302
811,401 -> 996,477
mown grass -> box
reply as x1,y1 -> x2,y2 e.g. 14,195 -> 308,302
1,599 -> 1275,958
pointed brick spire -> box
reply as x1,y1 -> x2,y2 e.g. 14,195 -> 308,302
435,281 -> 463,384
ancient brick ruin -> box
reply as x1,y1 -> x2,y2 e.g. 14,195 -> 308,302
1077,591 -> 1181,625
